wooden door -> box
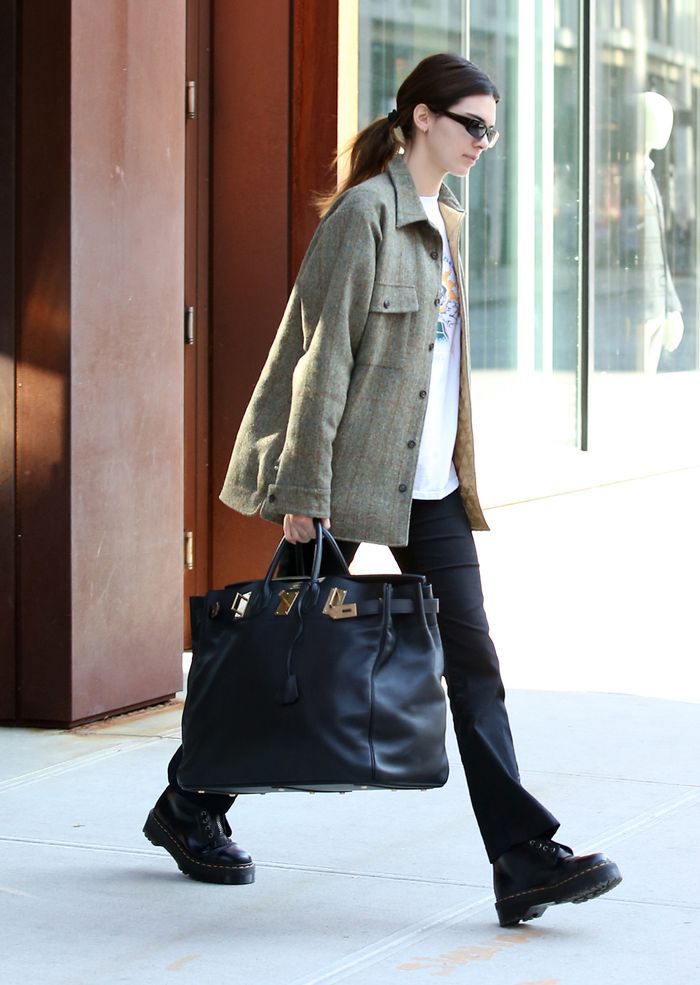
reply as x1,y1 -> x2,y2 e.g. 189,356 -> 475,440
183,0 -> 211,646
0,0 -> 17,718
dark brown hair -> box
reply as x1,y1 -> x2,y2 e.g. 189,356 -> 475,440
317,53 -> 500,215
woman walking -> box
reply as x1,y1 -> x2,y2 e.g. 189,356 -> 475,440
144,53 -> 621,927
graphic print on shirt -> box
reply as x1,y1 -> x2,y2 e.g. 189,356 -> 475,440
436,251 -> 460,343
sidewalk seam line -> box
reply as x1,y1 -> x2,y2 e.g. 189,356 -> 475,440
0,835 -> 489,888
0,737 -> 164,792
523,769 -> 700,788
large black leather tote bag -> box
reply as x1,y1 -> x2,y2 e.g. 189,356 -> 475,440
178,523 -> 448,794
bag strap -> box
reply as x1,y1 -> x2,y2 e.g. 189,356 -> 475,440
323,597 -> 439,620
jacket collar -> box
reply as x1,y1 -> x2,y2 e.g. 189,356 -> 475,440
387,155 -> 465,228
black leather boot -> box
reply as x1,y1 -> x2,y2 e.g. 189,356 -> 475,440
493,837 -> 621,926
143,787 -> 255,885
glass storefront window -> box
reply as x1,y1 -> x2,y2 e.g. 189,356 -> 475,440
468,1 -> 581,499
357,2 -> 465,130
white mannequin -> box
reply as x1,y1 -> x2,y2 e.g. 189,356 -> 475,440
641,91 -> 684,373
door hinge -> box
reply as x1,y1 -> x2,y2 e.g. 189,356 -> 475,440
185,306 -> 195,345
184,531 -> 194,571
186,80 -> 196,119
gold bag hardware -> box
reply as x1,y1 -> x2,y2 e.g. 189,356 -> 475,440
322,587 -> 358,620
276,589 -> 300,616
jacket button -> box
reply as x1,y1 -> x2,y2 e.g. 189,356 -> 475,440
430,250 -> 439,260
407,439 -> 416,449
269,494 -> 276,503
383,299 -> 390,309
434,297 -> 440,307
419,389 -> 427,399
398,483 -> 407,493
428,342 -> 434,351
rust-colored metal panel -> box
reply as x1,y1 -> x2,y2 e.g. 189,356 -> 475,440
15,0 -> 73,723
209,0 -> 293,586
290,0 -> 339,280
0,0 -> 17,720
15,0 -> 187,725
68,0 -> 186,721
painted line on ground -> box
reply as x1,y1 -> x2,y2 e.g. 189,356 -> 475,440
286,894 -> 498,985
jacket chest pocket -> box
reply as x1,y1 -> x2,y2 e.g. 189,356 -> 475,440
357,283 -> 420,369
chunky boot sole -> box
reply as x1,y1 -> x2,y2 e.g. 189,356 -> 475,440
495,859 -> 622,927
143,810 -> 256,885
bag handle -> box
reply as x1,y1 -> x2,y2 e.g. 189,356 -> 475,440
260,520 -> 350,604
310,522 -> 350,579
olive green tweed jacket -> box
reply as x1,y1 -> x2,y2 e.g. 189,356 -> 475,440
220,155 -> 488,546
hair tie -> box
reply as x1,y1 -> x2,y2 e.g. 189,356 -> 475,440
387,109 -> 399,127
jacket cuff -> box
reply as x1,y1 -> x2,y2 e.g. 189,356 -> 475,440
262,483 -> 331,520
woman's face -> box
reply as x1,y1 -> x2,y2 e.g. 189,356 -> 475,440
424,94 -> 498,177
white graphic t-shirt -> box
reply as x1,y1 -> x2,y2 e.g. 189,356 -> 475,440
412,195 -> 461,500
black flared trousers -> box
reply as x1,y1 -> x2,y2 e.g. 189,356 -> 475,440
168,490 -> 558,862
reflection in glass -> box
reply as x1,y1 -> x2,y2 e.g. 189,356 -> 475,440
591,2 -> 700,463
358,1 -> 464,127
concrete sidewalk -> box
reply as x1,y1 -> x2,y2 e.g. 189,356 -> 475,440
2,687 -> 699,985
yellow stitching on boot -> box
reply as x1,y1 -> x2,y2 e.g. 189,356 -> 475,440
151,812 -> 254,873
497,861 -> 614,903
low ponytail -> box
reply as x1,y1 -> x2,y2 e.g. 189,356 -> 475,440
316,114 -> 403,217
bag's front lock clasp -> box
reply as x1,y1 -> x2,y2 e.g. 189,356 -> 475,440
323,587 -> 357,620
276,589 -> 300,616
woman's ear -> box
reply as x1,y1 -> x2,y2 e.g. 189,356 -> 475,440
412,103 -> 432,134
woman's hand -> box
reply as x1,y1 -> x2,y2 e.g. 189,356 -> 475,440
283,514 -> 330,544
